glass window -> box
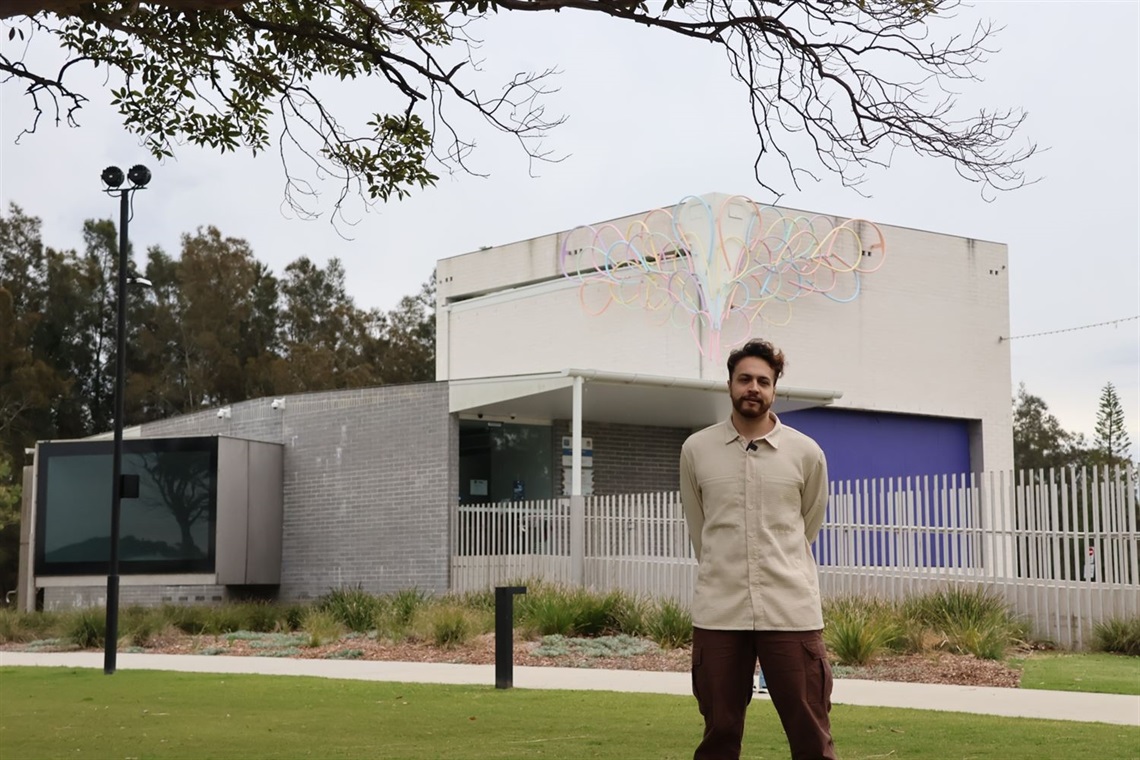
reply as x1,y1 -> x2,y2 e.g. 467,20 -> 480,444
459,420 -> 552,503
35,438 -> 217,575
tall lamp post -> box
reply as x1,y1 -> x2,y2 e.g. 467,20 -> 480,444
100,164 -> 151,675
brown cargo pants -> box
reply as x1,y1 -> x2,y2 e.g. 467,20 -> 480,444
691,627 -> 836,760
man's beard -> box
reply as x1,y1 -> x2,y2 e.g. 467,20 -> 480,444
732,395 -> 769,419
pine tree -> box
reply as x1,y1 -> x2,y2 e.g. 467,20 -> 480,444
1093,382 -> 1133,465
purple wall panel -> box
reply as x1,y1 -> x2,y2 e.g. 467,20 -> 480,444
779,407 -> 971,482
779,407 -> 974,569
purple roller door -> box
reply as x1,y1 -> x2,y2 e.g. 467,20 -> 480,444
779,407 -> 971,482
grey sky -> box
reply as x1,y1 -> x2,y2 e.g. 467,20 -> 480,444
2,1 -> 1137,457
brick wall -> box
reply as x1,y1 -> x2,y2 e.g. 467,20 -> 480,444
43,584 -> 229,610
552,420 -> 693,496
141,383 -> 454,602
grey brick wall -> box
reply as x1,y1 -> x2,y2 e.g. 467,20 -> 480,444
44,584 -> 229,610
140,383 -> 454,602
552,420 -> 692,496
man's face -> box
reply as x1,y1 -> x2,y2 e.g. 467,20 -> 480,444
729,356 -> 777,419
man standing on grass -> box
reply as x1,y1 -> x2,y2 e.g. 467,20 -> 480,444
680,339 -> 835,760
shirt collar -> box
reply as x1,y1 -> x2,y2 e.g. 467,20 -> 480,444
722,413 -> 782,450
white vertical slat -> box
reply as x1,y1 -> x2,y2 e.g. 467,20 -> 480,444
997,470 -> 1009,593
1128,468 -> 1139,617
945,473 -> 954,577
968,471 -> 977,574
1015,470 -> 1029,581
948,473 -> 959,577
951,472 -> 962,583
908,475 -> 917,600
638,492 -> 647,596
1109,465 -> 1122,588
1062,467 -> 1078,648
1085,466 -> 1097,648
887,475 -> 897,596
1090,466 -> 1104,642
1044,468 -> 1061,645
1032,470 -> 1048,641
1115,464 -> 1125,593
656,492 -> 665,599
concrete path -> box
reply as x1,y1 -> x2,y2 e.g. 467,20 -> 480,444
2,651 -> 1137,727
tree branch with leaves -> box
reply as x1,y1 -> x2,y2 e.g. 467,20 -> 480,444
4,0 -> 1034,217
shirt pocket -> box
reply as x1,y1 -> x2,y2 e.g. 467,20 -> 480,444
698,474 -> 741,507
760,476 -> 803,533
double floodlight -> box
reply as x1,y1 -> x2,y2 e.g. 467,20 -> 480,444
101,164 -> 152,190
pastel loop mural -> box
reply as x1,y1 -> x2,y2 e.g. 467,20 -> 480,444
559,195 -> 886,359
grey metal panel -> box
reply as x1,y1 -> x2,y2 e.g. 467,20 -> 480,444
246,441 -> 284,584
18,465 -> 34,611
215,437 -> 249,584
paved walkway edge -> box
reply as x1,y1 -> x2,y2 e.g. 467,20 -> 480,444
2,651 -> 1137,726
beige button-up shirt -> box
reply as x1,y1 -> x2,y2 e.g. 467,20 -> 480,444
680,414 -> 829,631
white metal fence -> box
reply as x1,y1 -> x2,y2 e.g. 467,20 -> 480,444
449,466 -> 1139,649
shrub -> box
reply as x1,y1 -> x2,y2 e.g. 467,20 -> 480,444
1093,617 -> 1140,656
0,610 -> 65,644
456,589 -> 496,613
886,613 -> 938,655
66,607 -> 106,649
514,585 -> 627,638
415,604 -> 486,648
518,587 -> 579,637
372,589 -> 432,641
161,604 -> 213,635
646,599 -> 692,649
0,610 -> 42,644
229,602 -> 286,633
940,619 -> 1011,660
905,586 -> 1008,628
904,586 -> 1024,660
611,594 -> 652,637
196,603 -> 284,635
823,597 -> 900,665
120,606 -> 168,647
569,588 -> 624,636
300,608 -> 345,648
317,587 -> 384,633
282,604 -> 308,632
390,588 -> 430,627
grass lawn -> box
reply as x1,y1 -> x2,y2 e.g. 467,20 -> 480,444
1015,652 -> 1140,696
1,667 -> 1138,759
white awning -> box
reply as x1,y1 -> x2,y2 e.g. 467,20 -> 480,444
449,368 -> 842,429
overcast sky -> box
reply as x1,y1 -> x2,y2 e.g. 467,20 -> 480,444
2,1 -> 1137,458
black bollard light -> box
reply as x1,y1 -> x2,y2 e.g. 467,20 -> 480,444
494,586 -> 527,689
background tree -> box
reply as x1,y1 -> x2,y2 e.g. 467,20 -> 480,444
3,0 -> 1034,221
276,256 -> 387,391
379,273 -> 436,385
1093,382 -> 1133,467
1012,383 -> 1088,473
172,227 -> 279,408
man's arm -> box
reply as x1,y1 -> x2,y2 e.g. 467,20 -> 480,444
679,444 -> 704,559
801,448 -> 829,543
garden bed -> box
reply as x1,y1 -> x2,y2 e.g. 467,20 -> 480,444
2,629 -> 1023,688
